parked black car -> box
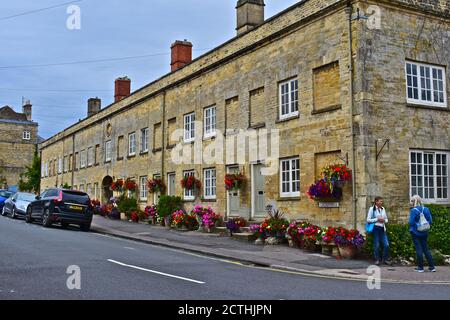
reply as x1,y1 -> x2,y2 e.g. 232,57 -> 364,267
2,192 -> 36,219
26,188 -> 93,231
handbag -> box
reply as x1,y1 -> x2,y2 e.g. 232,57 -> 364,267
365,206 -> 376,233
415,207 -> 430,232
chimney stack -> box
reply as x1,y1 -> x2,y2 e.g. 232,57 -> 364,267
87,97 -> 101,117
171,40 -> 193,72
236,0 -> 265,35
114,77 -> 131,102
22,99 -> 32,121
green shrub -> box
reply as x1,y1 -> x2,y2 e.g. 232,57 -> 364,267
427,205 -> 450,255
156,195 -> 182,218
117,197 -> 138,214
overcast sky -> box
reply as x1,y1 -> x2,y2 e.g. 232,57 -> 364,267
0,0 -> 299,139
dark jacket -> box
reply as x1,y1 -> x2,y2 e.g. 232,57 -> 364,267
409,205 -> 432,237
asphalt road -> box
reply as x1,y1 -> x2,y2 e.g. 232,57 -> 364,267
1,216 -> 449,300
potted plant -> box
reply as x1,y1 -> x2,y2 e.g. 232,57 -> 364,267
156,195 -> 182,229
111,179 -> 124,193
319,227 -> 338,256
181,176 -> 201,194
201,211 -> 222,233
147,178 -> 166,194
145,205 -> 158,224
226,217 -> 247,236
333,227 -> 365,259
306,164 -> 352,203
224,172 -> 246,191
303,224 -> 322,252
124,178 -> 137,193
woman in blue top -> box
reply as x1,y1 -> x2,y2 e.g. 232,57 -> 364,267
409,195 -> 436,273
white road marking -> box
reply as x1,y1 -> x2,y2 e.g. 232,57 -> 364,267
107,259 -> 205,284
123,247 -> 136,250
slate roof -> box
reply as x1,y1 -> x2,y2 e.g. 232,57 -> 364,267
0,106 -> 28,121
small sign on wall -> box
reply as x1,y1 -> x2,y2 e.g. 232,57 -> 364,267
319,202 -> 340,208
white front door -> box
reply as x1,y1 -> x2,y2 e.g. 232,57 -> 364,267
252,164 -> 266,218
227,166 -> 240,218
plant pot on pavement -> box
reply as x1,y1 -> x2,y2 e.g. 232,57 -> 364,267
163,216 -> 172,229
338,245 -> 357,259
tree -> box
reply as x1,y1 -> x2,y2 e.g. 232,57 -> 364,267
18,153 -> 41,193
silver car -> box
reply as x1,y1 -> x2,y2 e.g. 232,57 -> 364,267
1,192 -> 36,219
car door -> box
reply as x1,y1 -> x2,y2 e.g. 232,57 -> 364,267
8,194 -> 18,213
32,190 -> 47,217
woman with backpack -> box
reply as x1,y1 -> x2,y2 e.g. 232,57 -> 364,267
409,195 -> 436,273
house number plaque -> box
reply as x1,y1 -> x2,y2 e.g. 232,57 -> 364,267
319,202 -> 340,208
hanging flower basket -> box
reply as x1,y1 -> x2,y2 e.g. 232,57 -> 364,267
110,179 -> 124,192
224,173 -> 246,191
124,178 -> 137,192
181,176 -> 201,191
147,178 -> 166,193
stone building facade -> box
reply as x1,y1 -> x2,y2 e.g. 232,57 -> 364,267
0,103 -> 39,190
39,0 -> 449,230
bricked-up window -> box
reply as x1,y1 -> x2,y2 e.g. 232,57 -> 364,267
279,79 -> 298,119
140,176 -> 148,201
410,150 -> 449,203
69,154 -> 73,171
87,147 -> 94,166
184,113 -> 195,142
249,87 -> 265,127
280,157 -> 300,198
117,136 -> 124,158
225,96 -> 240,133
95,145 -> 100,165
141,128 -> 149,153
63,156 -> 68,173
204,106 -> 216,138
80,150 -> 87,168
22,131 -> 31,140
153,123 -> 162,150
203,168 -> 216,200
167,118 -> 177,146
128,132 -> 136,156
313,62 -> 341,111
183,170 -> 195,200
105,141 -> 112,162
406,62 -> 446,107
94,183 -> 99,200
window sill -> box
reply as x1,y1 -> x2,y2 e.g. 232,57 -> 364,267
104,160 -> 111,164
166,144 -> 176,150
407,104 -> 449,112
152,147 -> 163,153
203,135 -> 216,141
311,105 -> 342,115
140,151 -> 149,156
276,114 -> 300,124
117,157 -> 124,161
127,154 -> 136,159
201,198 -> 217,202
249,122 -> 266,130
277,196 -> 301,201
183,198 -> 195,203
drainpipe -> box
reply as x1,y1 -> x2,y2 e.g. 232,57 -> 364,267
71,134 -> 75,188
161,92 -> 166,180
345,3 -> 358,229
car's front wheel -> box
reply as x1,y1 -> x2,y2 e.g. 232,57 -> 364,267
25,207 -> 34,223
10,207 -> 17,219
42,208 -> 52,228
80,223 -> 91,232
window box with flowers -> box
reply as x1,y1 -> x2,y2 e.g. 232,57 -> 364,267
181,176 -> 202,196
306,164 -> 352,204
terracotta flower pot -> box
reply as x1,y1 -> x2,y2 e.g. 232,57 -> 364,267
164,216 -> 172,229
338,245 -> 357,259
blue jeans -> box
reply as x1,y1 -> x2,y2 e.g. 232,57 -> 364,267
373,226 -> 389,261
411,233 -> 435,270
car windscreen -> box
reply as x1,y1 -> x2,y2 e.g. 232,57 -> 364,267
0,191 -> 13,198
62,191 -> 90,205
17,194 -> 36,202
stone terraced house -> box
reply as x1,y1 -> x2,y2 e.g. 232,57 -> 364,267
39,0 -> 449,230
0,102 -> 39,191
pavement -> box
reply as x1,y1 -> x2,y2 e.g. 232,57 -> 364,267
91,215 -> 450,284
2,215 -> 450,300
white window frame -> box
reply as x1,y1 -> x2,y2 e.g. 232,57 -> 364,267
183,170 -> 195,200
22,131 -> 31,140
58,157 -> 63,174
203,168 -> 216,200
87,147 -> 94,166
279,79 -> 299,119
141,128 -> 149,153
80,150 -> 87,168
203,106 -> 217,138
105,141 -> 112,162
184,112 -> 196,143
409,150 -> 449,204
167,172 -> 176,196
140,176 -> 148,201
405,61 -> 447,108
128,132 -> 136,156
280,157 -> 300,198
